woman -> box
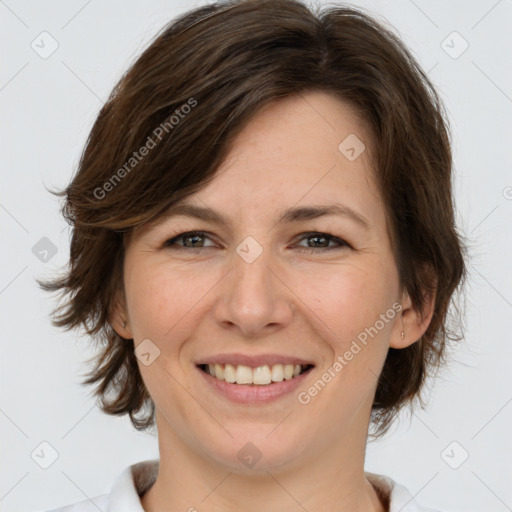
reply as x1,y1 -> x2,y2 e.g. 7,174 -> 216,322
39,0 -> 466,510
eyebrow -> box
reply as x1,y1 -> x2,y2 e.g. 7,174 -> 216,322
150,201 -> 370,231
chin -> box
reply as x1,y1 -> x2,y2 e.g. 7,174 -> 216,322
201,427 -> 311,475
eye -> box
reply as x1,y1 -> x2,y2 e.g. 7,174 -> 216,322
293,232 -> 350,252
164,231 -> 217,249
164,231 -> 350,252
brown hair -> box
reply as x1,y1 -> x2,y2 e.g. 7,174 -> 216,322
39,0 -> 466,438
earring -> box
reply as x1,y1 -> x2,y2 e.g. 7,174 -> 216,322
401,331 -> 405,340
122,320 -> 127,329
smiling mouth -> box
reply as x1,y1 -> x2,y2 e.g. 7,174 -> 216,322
198,363 -> 314,385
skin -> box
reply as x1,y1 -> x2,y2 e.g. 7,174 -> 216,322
112,90 -> 435,512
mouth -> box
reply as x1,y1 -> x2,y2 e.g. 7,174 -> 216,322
197,363 -> 314,385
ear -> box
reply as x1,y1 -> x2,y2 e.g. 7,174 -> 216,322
390,273 -> 437,349
109,287 -> 133,340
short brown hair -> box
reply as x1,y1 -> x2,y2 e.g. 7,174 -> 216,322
40,0 -> 466,438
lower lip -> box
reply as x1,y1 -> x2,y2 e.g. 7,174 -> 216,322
196,366 -> 314,404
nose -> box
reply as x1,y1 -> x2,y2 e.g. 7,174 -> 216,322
213,245 -> 294,337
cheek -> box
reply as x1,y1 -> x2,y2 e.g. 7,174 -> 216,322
297,266 -> 398,420
124,260 -> 221,343
303,261 -> 399,347
126,278 -> 172,340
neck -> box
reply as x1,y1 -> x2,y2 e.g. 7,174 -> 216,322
140,412 -> 387,512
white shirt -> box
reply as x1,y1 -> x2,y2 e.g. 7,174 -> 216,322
40,459 -> 444,512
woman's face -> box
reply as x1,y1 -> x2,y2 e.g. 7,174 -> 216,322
118,91 -> 411,473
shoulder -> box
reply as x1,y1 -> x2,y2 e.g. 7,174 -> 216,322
36,494 -> 109,512
35,459 -> 159,512
366,471 -> 449,512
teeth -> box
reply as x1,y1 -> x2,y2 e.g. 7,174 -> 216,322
253,365 -> 272,385
203,363 -> 310,385
271,364 -> 284,382
224,363 -> 236,383
235,365 -> 253,384
214,363 -> 224,380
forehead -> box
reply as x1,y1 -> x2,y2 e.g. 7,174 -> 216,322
135,91 -> 383,235
191,93 -> 379,212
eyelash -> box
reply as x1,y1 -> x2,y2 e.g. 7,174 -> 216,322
163,231 -> 350,253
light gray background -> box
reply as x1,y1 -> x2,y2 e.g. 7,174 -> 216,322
1,1 -> 511,511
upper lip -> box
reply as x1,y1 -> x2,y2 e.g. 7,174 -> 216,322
195,353 -> 315,368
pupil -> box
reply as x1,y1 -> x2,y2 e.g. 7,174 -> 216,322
311,235 -> 327,247
186,234 -> 202,247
